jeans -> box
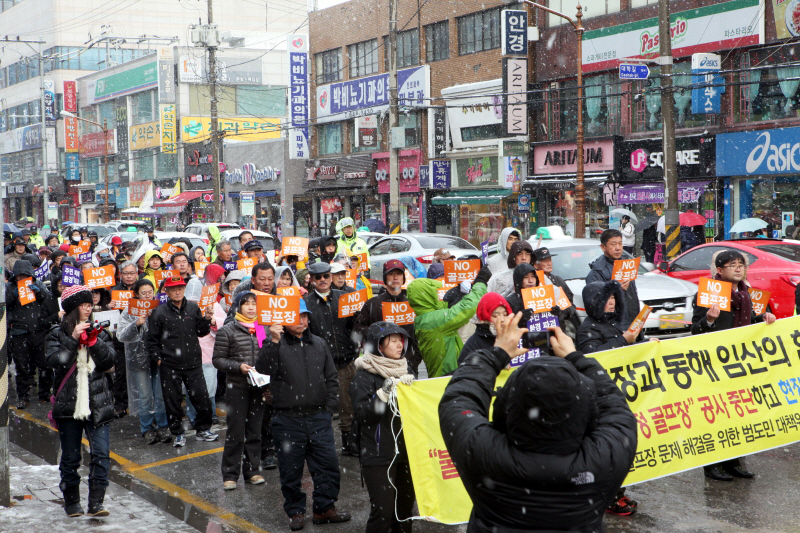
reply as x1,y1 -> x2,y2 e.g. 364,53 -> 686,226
58,418 -> 110,491
272,411 -> 340,517
186,363 -> 218,425
130,368 -> 168,435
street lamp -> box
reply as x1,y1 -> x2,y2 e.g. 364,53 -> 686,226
61,110 -> 110,223
515,0 -> 585,238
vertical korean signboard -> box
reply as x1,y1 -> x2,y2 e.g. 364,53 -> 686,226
157,47 -> 176,103
501,10 -> 528,56
691,53 -> 724,115
288,34 -> 309,160
502,58 -> 527,135
64,109 -> 80,180
63,80 -> 77,113
43,80 -> 56,126
160,104 -> 176,154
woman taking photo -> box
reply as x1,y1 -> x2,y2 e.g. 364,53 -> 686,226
46,285 -> 116,518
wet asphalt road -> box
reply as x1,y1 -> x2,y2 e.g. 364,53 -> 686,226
8,381 -> 800,532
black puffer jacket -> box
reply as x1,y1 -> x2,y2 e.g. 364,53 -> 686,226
576,281 -> 630,354
256,328 -> 338,416
213,320 -> 260,385
145,298 -> 211,370
505,263 -> 538,327
5,260 -> 55,335
353,289 -> 422,373
438,346 -> 637,533
457,323 -> 495,365
585,254 -> 640,329
304,290 -> 359,369
46,326 -> 116,426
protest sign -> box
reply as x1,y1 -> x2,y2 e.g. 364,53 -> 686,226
61,265 -> 81,286
355,253 -> 369,272
437,283 -> 458,300
223,261 -> 237,272
237,257 -> 257,275
84,265 -> 116,289
18,278 -> 35,305
510,312 -> 559,368
442,259 -> 481,285
160,243 -> 181,263
154,269 -> 180,286
69,240 -> 90,256
627,305 -> 652,337
110,290 -> 134,310
480,240 -> 489,264
520,285 -> 556,314
748,288 -> 771,316
338,288 -> 368,318
554,285 -> 571,310
382,301 -> 416,326
200,284 -> 219,310
256,294 -> 300,326
697,277 -> 732,312
611,257 -> 640,282
277,286 -> 301,297
194,261 -> 209,279
128,299 -> 158,318
281,237 -> 309,258
34,260 -> 51,281
345,268 -> 358,289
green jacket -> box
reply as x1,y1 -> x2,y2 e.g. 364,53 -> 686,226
207,225 -> 222,262
406,278 -> 486,378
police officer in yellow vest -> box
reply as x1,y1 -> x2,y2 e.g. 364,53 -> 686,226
334,217 -> 370,269
28,226 -> 46,249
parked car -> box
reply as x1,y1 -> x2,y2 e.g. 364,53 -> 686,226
368,233 -> 479,276
655,239 -> 800,318
61,223 -> 115,240
104,220 -> 147,233
532,238 -> 699,339
356,231 -> 387,246
154,231 -> 208,253
183,222 -> 241,243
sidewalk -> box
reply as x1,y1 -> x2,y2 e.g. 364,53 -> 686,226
0,443 -> 199,533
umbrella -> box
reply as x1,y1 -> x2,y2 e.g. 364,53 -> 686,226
61,221 -> 74,226
363,218 -> 386,234
20,216 -> 33,222
610,208 -> 638,222
729,218 -> 768,233
635,215 -> 660,232
656,212 -> 708,233
4,223 -> 19,234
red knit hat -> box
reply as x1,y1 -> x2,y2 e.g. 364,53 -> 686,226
61,285 -> 93,315
476,292 -> 512,322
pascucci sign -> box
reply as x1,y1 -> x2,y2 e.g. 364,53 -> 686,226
225,163 -> 280,185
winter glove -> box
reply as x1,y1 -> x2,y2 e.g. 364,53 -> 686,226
30,283 -> 40,293
473,265 -> 492,287
400,374 -> 414,386
459,280 -> 471,294
376,377 -> 398,402
549,305 -> 563,319
80,326 -> 100,347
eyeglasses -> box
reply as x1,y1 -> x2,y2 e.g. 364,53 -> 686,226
723,264 -> 746,271
313,273 -> 331,280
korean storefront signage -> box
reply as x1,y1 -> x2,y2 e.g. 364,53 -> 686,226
116,105 -> 129,167
64,116 -> 79,152
355,115 -> 377,148
0,123 -> 46,155
43,80 -> 56,126
716,126 -> 800,176
501,140 -> 526,190
225,164 -> 280,185
502,58 -> 527,135
456,156 -> 498,188
532,139 -> 616,175
65,153 -> 80,180
62,81 -> 77,113
7,183 -> 27,196
419,164 -> 430,188
617,182 -> 709,204
79,130 -> 117,158
316,65 -> 429,123
157,47 -> 176,103
442,80 -> 503,149
95,182 -> 118,204
581,0 -> 763,73
185,142 -> 215,185
618,136 -> 715,181
691,53 -> 724,115
160,104 -> 177,154
288,34 -> 310,159
320,198 -> 342,213
501,9 -> 528,56
129,121 -> 161,150
429,107 -> 447,158
181,116 -> 281,142
129,180 -> 150,207
86,61 -> 158,104
178,55 -> 264,85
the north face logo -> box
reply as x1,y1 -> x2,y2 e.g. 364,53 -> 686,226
571,471 -> 595,485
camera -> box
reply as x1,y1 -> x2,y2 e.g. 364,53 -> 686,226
520,330 -> 552,350
87,320 -> 111,331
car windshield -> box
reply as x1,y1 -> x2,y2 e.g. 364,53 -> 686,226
549,244 -> 641,280
414,235 -> 477,250
756,244 -> 800,262
89,225 -> 114,237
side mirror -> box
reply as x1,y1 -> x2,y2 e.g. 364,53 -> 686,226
658,261 -> 669,273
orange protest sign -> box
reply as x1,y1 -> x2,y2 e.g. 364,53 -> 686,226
554,285 -> 572,310
442,259 -> 481,285
626,305 -> 651,337
277,286 -> 301,297
199,284 -> 219,310
69,241 -> 90,256
748,287 -> 772,316
338,288 -> 368,318
128,299 -> 158,318
154,269 -> 180,285
611,257 -> 640,283
437,283 -> 458,300
536,271 -> 546,285
194,261 -> 209,279
256,294 -> 300,325
160,243 -> 181,263
281,237 -> 309,258
345,269 -> 358,289
696,277 -> 732,312
18,278 -> 35,305
521,285 -> 556,314
382,301 -> 416,326
237,257 -> 257,274
355,253 -> 368,272
237,250 -> 247,260
84,265 -> 116,289
111,290 -> 134,310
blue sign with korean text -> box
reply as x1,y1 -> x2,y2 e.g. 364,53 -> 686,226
418,164 -> 430,188
716,126 -> 800,176
691,53 -> 724,115
480,240 -> 489,264
619,64 -> 650,80
510,313 -> 559,368
431,160 -> 451,190
501,10 -> 528,56
223,261 -> 237,271
518,193 -> 530,213
66,153 -> 80,181
288,34 -> 310,159
157,293 -> 169,304
61,265 -> 81,286
34,260 -> 51,281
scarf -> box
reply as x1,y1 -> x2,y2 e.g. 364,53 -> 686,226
714,274 -> 752,327
354,352 -> 408,379
73,346 -> 95,420
235,313 -> 267,347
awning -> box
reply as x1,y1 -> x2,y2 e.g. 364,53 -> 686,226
153,190 -> 209,208
617,181 -> 710,204
431,188 -> 513,205
523,175 -> 608,189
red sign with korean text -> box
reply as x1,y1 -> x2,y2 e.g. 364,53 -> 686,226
63,81 -> 77,112
84,265 -> 116,289
64,116 -> 79,153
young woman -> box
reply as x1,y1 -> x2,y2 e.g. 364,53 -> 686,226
275,265 -> 307,295
91,288 -> 112,312
45,285 -> 116,517
350,322 -> 416,533
117,280 -> 171,444
141,250 -> 165,289
212,291 -> 267,489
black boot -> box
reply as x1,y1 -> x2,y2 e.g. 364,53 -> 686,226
62,485 -> 84,517
341,430 -> 358,457
87,487 -> 109,517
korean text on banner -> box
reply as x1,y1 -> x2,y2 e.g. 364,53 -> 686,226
154,269 -> 181,285
237,257 -> 257,275
194,261 -> 209,279
521,285 -> 556,314
338,289 -> 368,318
256,294 -> 300,326
281,237 -> 309,258
61,265 -> 81,286
554,286 -> 571,310
355,253 -> 369,273
200,284 -> 219,310
345,269 -> 358,289
397,315 -> 800,524
382,301 -> 416,326
611,257 -> 640,282
627,305 -> 652,336
510,313 -> 559,368
697,276 -> 732,312
34,260 -> 51,281
437,283 -> 458,300
128,299 -> 158,318
160,243 -> 181,263
18,278 -> 35,305
442,259 -> 481,285
85,265 -> 116,289
277,286 -> 300,297
748,288 -> 771,316
111,290 -> 134,310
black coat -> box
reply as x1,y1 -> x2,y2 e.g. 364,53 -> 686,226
577,281 -> 630,354
350,369 -> 409,467
458,323 -> 495,365
256,329 -> 338,416
586,254 -> 641,329
304,290 -> 358,369
438,347 -> 637,533
691,288 -> 762,334
213,321 -> 260,385
353,289 -> 422,373
46,326 -> 116,426
5,260 -> 55,335
145,298 -> 211,370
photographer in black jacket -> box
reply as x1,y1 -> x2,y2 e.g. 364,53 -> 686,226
439,315 -> 637,532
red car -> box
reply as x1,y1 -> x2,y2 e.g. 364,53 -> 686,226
655,239 -> 800,318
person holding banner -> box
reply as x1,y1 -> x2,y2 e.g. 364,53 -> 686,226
335,217 -> 370,270
691,249 -> 776,482
438,319 -> 637,533
577,281 -> 639,354
110,261 -> 143,415
140,250 -> 166,290
350,321 -> 416,533
586,229 -> 641,330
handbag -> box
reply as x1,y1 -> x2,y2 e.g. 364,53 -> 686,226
48,363 -> 77,430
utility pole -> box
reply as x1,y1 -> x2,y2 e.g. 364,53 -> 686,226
659,0 -> 679,260
387,0 -> 399,231
573,6 -> 585,239
208,0 -> 221,221
103,119 -> 109,222
39,38 -> 49,228
0,184 -> 8,508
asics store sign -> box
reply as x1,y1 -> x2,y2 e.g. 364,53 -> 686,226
225,163 -> 281,185
717,127 -> 800,176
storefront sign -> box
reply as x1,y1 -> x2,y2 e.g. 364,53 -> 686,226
518,194 -> 530,213
456,156 -> 499,188
716,127 -> 800,176
64,116 -> 79,153
430,160 -> 451,190
129,121 -> 160,150
617,182 -> 709,204
86,61 -> 159,104
225,163 -> 280,185
80,130 -> 117,158
157,47 -> 175,103
95,183 -> 118,205
241,191 -> 255,216
532,139 -> 615,175
501,9 -> 528,56
63,81 -> 77,113
178,55 -> 264,85
618,136 -> 715,180
288,34 -> 310,159
355,115 -> 377,148
581,0 -> 764,73
773,0 -> 800,38
116,187 -> 128,209
7,183 -> 27,196
43,80 -> 56,126
316,65 -> 429,123
321,198 -> 343,213
501,140 -> 526,190
129,180 -> 150,206
502,57 -> 527,135
116,105 -> 129,164
0,123 -> 46,155
65,153 -> 80,180
160,104 -> 177,154
691,53 -> 724,115
181,116 -> 281,142
429,107 -> 447,158
375,150 -> 422,193
343,172 -> 368,179
419,164 -> 430,188
442,80 -> 502,149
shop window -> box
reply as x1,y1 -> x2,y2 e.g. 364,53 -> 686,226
545,80 -> 578,140
548,0 -> 619,26
736,49 -> 800,123
189,85 -> 237,116
131,91 -> 155,125
461,124 -> 502,142
318,122 -> 342,155
399,111 -> 419,147
584,74 -> 621,137
348,40 -> 379,78
157,151 -> 178,178
236,86 -> 286,117
315,48 -> 341,84
631,63 -> 711,133
458,7 -> 501,55
426,20 -> 449,62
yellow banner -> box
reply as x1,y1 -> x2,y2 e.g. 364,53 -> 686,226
397,316 -> 800,524
180,116 -> 281,142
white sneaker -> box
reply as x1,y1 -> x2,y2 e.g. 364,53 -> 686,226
173,434 -> 186,447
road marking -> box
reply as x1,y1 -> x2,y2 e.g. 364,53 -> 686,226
128,447 -> 224,472
10,407 -> 271,533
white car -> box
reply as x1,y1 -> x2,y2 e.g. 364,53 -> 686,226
533,238 -> 698,339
